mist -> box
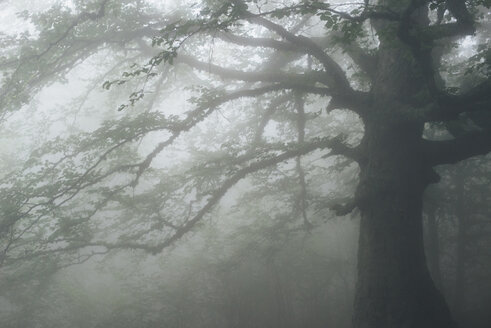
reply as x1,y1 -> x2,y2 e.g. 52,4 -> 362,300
0,1 -> 490,328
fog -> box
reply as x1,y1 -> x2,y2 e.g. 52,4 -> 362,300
0,1 -> 490,328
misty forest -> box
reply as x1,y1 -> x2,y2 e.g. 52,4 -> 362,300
0,0 -> 490,327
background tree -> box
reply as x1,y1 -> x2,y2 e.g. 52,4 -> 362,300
424,157 -> 491,328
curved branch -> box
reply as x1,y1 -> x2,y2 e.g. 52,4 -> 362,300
245,14 -> 353,94
177,54 -> 368,112
251,2 -> 399,23
128,136 -> 349,254
330,201 -> 357,216
340,42 -> 378,79
216,32 -> 300,52
396,0 -> 475,101
321,135 -> 365,164
422,0 -> 475,40
422,80 -> 491,121
176,54 -> 330,85
440,80 -> 491,107
132,84 -> 291,185
12,137 -> 347,258
424,131 -> 491,166
33,0 -> 110,60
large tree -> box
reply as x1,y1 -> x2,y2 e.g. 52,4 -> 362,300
1,0 -> 490,327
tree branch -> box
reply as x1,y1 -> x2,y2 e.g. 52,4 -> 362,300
339,42 -> 378,79
246,14 -> 353,94
250,2 -> 399,23
424,131 -> 491,166
440,80 -> 491,107
177,54 -> 369,112
396,0 -> 475,100
216,32 -> 300,52
131,84 -> 294,185
404,0 -> 475,42
130,136 -> 352,254
322,135 -> 365,164
177,54 -> 330,85
422,80 -> 491,121
330,201 -> 357,216
420,21 -> 475,40
34,0 -> 110,60
10,137 -> 350,258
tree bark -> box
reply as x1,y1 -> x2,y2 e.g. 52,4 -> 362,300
425,206 -> 443,289
353,118 -> 457,328
453,166 -> 468,321
352,4 -> 457,324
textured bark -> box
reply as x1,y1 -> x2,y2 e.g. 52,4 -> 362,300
453,167 -> 468,320
353,128 -> 456,327
352,4 -> 457,324
425,206 -> 443,289
353,113 -> 457,327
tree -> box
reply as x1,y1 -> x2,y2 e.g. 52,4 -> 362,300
0,0 -> 490,327
423,157 -> 491,327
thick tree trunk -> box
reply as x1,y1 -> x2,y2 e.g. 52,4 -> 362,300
453,167 -> 468,321
352,119 -> 457,328
425,206 -> 443,289
352,3 -> 457,322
